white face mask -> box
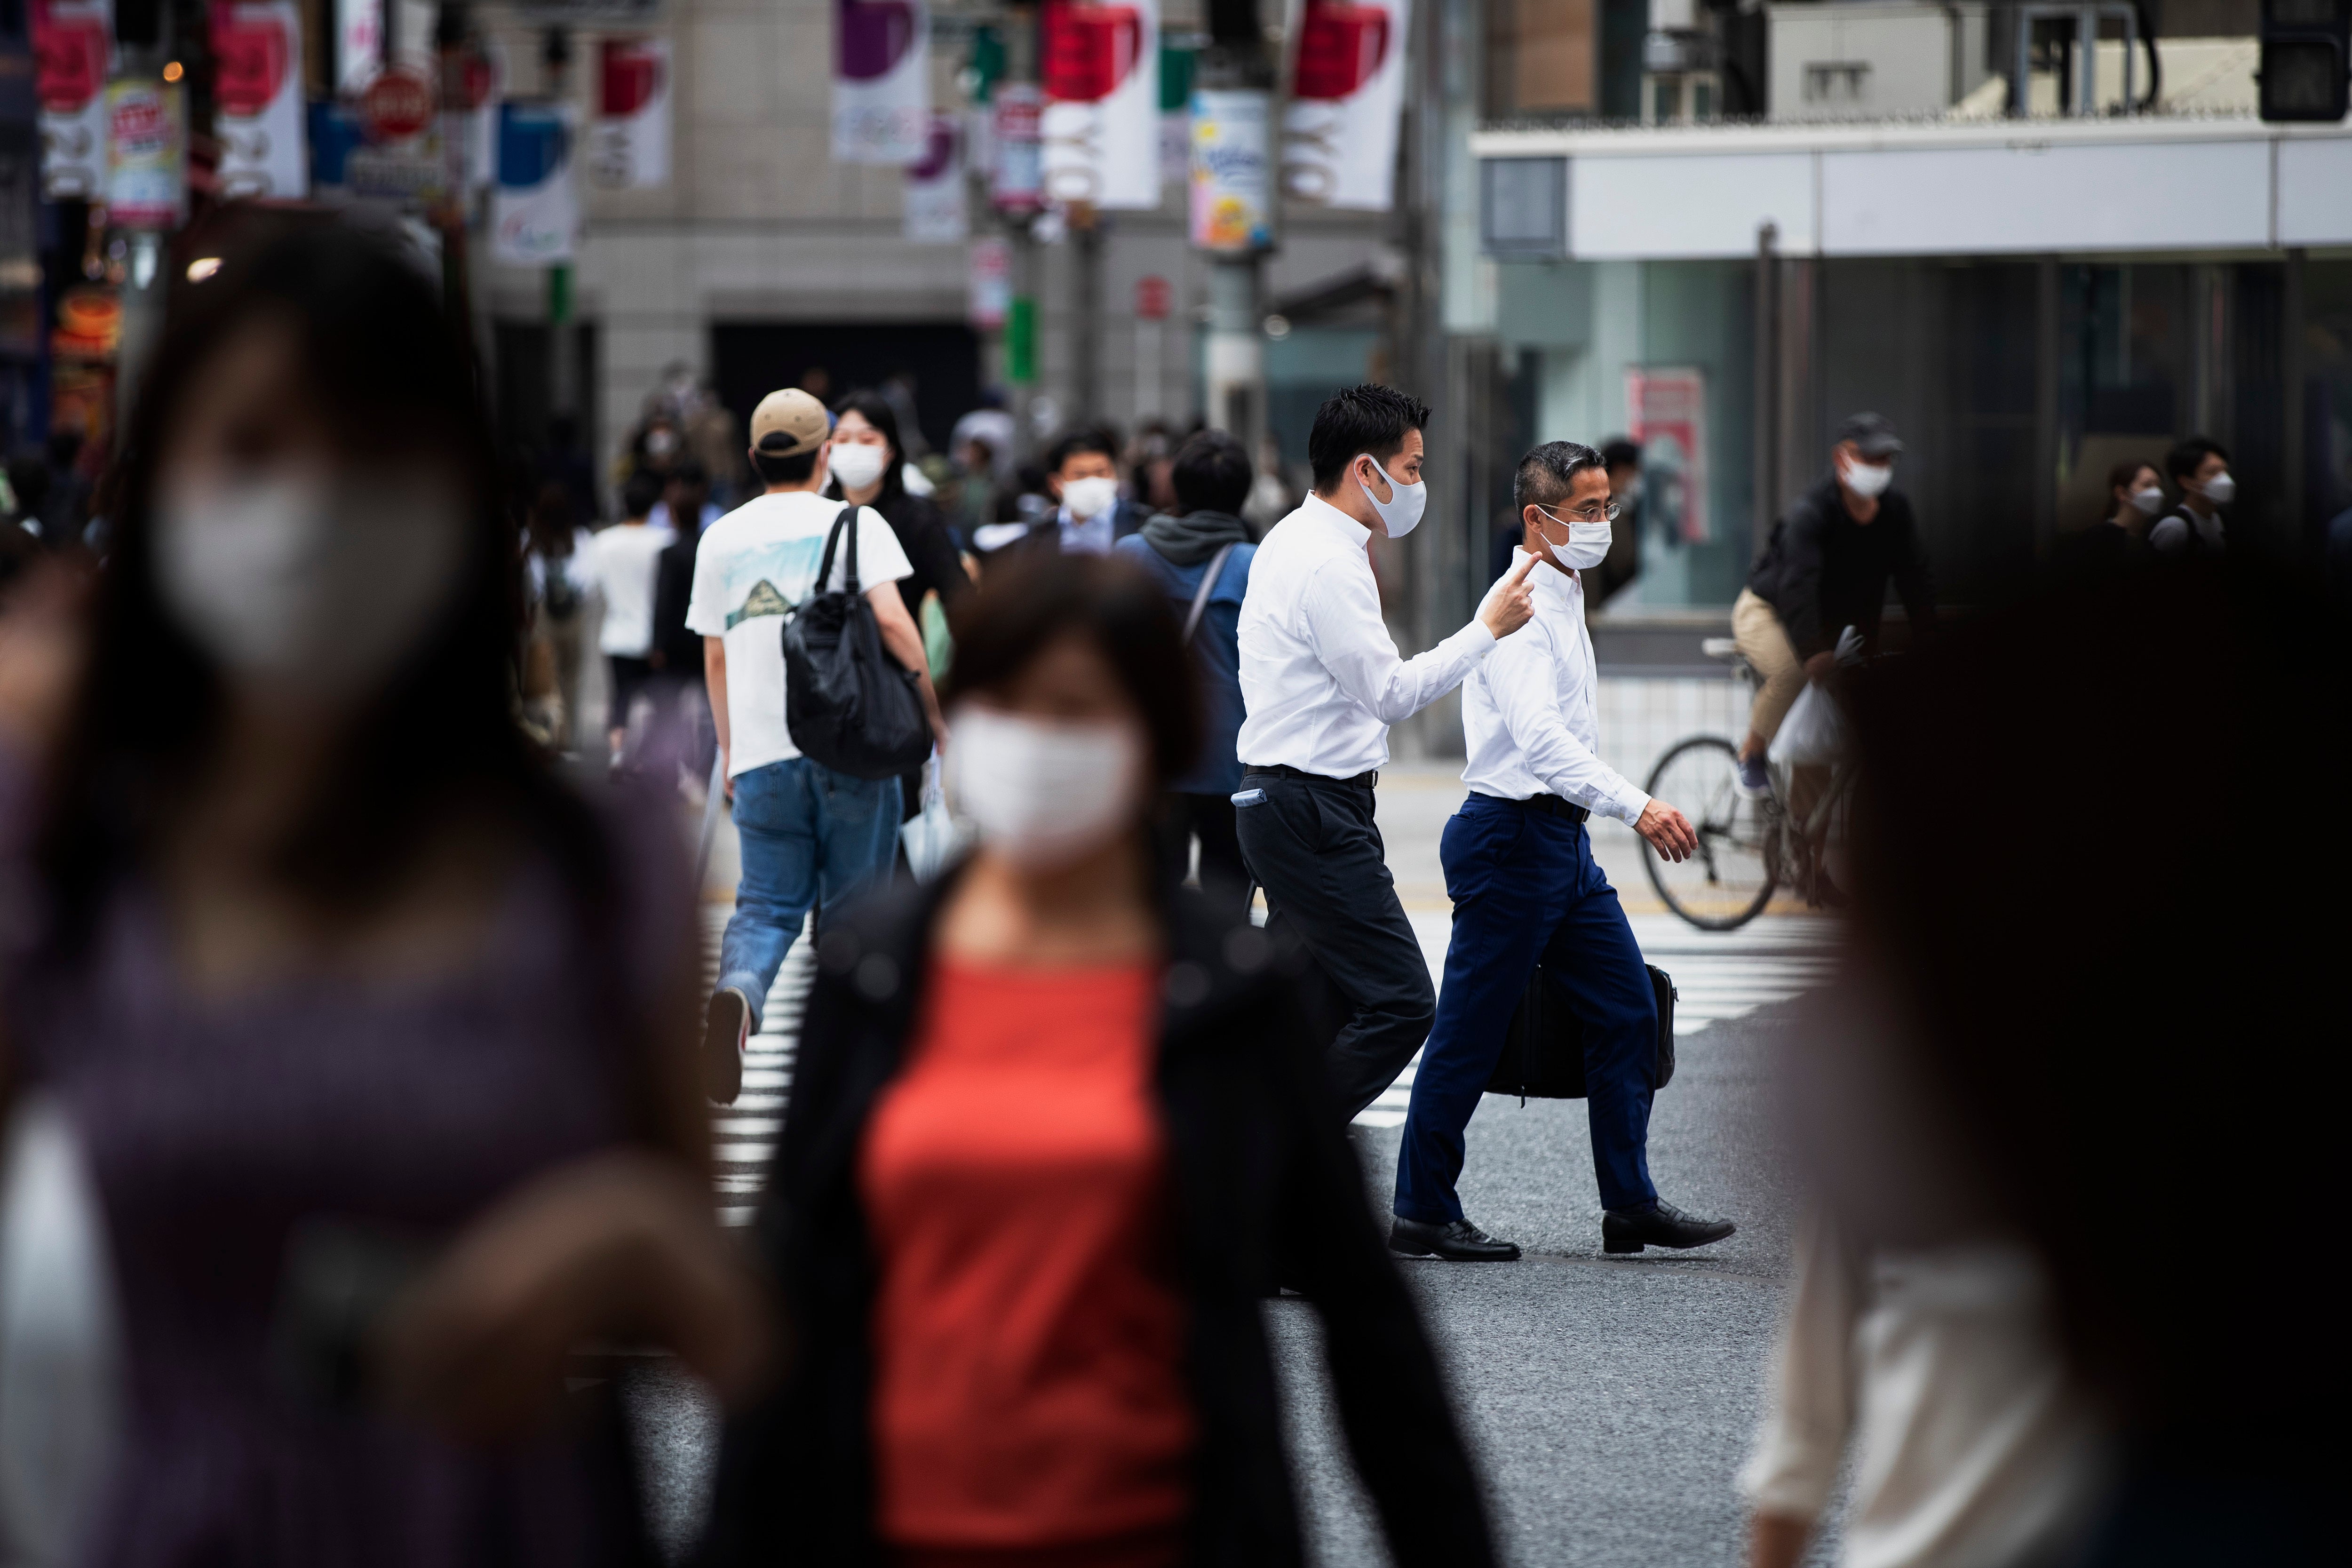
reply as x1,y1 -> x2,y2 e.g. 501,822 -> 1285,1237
1061,475 -> 1120,521
1842,457 -> 1893,498
1355,453 -> 1426,538
155,469 -> 467,704
827,441 -> 890,493
1535,505 -> 1611,570
946,706 -> 1144,872
2199,470 -> 2235,505
2129,485 -> 2167,517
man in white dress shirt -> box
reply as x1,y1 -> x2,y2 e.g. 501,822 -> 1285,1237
1233,385 -> 1540,1122
1389,441 -> 1734,1261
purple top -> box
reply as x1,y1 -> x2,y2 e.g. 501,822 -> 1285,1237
3,752 -> 688,1567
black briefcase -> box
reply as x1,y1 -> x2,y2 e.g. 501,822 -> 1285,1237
1484,963 -> 1677,1101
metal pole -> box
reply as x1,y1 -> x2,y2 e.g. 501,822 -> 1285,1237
1072,206 -> 1101,420
1753,222 -> 1778,559
2074,6 -> 2096,115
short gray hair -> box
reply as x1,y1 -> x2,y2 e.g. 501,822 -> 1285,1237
1513,441 -> 1606,512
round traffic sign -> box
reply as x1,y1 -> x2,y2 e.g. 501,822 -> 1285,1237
359,67 -> 435,143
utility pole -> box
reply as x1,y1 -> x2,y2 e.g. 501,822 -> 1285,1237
1002,3 -> 1042,456
1193,0 -> 1273,451
543,23 -> 575,427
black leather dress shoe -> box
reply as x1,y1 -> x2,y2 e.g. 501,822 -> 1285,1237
1602,1200 -> 1735,1254
1389,1216 -> 1521,1262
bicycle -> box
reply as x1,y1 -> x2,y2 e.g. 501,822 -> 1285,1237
1641,636 -> 1857,931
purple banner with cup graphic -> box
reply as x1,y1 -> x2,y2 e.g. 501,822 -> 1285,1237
833,0 -> 929,166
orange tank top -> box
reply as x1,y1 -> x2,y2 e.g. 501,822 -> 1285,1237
860,959 -> 1194,1555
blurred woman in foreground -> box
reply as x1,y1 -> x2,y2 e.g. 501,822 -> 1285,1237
0,225 -> 764,1564
703,551 -> 1491,1567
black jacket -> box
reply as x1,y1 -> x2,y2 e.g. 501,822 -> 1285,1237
699,872 -> 1494,1568
649,527 -> 703,676
845,487 -> 973,623
1747,476 -> 1935,659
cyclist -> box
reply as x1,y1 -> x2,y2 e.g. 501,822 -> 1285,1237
1733,413 -> 1934,796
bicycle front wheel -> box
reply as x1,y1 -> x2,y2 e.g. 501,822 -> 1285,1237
1643,735 -> 1776,931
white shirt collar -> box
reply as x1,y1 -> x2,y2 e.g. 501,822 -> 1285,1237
1302,490 -> 1373,544
1514,546 -> 1581,604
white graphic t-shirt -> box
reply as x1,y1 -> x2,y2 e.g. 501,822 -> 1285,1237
685,491 -> 914,777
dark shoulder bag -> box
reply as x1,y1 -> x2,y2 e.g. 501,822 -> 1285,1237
780,506 -> 932,780
1484,963 -> 1678,1102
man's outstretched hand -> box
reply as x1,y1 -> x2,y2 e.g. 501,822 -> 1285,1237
1636,799 -> 1698,863
1478,551 -> 1541,640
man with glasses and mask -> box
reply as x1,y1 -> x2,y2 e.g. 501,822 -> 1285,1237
1733,412 -> 1934,797
1235,384 -> 1540,1126
1389,441 -> 1732,1261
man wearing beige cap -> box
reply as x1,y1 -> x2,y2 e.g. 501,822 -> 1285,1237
687,387 -> 946,1101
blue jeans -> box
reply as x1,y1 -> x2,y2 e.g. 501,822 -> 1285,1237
1393,795 -> 1661,1222
716,758 -> 902,1031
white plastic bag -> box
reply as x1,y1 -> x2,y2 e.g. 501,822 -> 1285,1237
899,754 -> 969,882
1768,682 -> 1846,767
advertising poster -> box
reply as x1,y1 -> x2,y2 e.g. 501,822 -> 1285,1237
1625,367 -> 1710,544
212,0 -> 308,199
492,102 -> 578,265
32,0 -> 113,200
968,234 -> 1010,327
591,36 -> 670,188
1189,87 -> 1269,252
1281,0 -> 1408,211
990,82 -> 1041,212
903,115 -> 966,243
1040,0 -> 1159,212
335,0 -> 381,92
834,0 -> 929,166
104,80 -> 186,229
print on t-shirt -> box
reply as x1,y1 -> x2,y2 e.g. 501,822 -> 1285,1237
728,575 -> 797,629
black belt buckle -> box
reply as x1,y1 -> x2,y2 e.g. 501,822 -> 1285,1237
1523,794 -> 1589,823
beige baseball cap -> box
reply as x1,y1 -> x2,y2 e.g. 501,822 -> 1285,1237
750,388 -> 830,458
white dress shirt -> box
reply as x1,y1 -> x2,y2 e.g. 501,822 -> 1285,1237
1236,493 -> 1496,778
1460,549 -> 1648,825
1057,501 -> 1116,556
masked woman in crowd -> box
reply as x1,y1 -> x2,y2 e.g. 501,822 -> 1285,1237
0,223 -> 766,1565
702,551 -> 1492,1568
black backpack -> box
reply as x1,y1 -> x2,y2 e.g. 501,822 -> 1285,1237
780,507 -> 931,780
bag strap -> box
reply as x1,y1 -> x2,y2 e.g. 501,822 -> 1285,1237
1180,542 -> 1238,647
811,505 -> 862,602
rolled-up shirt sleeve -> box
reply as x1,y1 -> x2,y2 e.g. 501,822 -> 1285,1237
1486,629 -> 1649,825
1301,562 -> 1494,726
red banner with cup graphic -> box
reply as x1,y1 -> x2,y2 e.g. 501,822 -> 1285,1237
1280,0 -> 1407,212
211,0 -> 308,199
1041,0 -> 1159,211
591,36 -> 670,188
32,0 -> 114,200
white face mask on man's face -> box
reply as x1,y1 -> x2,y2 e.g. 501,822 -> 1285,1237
1534,505 -> 1611,570
1842,457 -> 1894,498
945,706 -> 1146,872
2199,470 -> 2236,505
827,441 -> 890,492
1355,453 -> 1426,538
155,468 -> 468,705
1061,475 -> 1120,521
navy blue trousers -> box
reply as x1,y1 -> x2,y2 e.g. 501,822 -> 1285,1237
1393,794 -> 1661,1223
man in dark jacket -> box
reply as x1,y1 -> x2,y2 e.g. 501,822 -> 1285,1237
1732,412 -> 1934,794
1115,430 -> 1258,920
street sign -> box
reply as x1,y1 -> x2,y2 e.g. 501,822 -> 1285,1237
359,65 -> 432,142
1135,274 -> 1170,319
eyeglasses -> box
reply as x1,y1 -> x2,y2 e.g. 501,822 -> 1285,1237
1546,501 -> 1622,524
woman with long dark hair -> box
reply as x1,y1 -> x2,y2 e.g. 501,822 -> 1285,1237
824,387 -> 970,628
702,550 -> 1492,1568
0,224 -> 764,1564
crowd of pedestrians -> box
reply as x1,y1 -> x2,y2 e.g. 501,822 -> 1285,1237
0,214 -> 2323,1568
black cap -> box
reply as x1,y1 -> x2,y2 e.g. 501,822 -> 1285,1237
1836,412 -> 1903,459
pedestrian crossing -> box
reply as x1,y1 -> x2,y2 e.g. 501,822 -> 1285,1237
699,906 -> 1840,1214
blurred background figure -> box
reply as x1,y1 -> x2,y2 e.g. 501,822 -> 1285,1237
2055,460 -> 2164,580
1116,429 -> 1258,921
580,468 -> 674,765
648,457 -> 720,540
948,389 -> 1016,484
702,552 -> 1494,1568
2150,438 -> 2230,557
0,225 -> 766,1565
1242,433 -> 1296,533
522,478 -> 591,752
1593,437 -> 1645,604
1759,557 -> 2341,1568
1125,418 -> 1179,514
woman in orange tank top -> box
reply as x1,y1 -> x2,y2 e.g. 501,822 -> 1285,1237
703,551 -> 1494,1568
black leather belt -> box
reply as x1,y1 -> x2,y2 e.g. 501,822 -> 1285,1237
1510,793 -> 1589,823
1245,764 -> 1380,789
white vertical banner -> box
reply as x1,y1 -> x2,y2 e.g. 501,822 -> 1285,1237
211,0 -> 309,199
591,36 -> 670,188
334,0 -> 382,92
465,41 -> 506,191
834,0 -> 930,166
903,114 -> 967,242
1040,0 -> 1159,211
492,102 -> 579,265
969,234 -> 1010,327
32,0 -> 114,200
1281,0 -> 1408,211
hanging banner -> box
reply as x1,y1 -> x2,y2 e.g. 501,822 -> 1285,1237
1040,0 -> 1158,211
32,0 -> 113,200
1281,0 -> 1407,211
989,82 -> 1041,213
492,102 -> 578,265
1625,367 -> 1710,545
212,0 -> 308,199
105,80 -> 186,229
335,0 -> 381,92
591,36 -> 670,188
903,114 -> 966,243
968,235 -> 1009,328
465,42 -> 505,189
834,0 -> 929,166
1189,87 -> 1269,252
1157,40 -> 1192,190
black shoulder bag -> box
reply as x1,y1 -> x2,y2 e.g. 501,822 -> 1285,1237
780,506 -> 933,780
1484,963 -> 1678,1102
